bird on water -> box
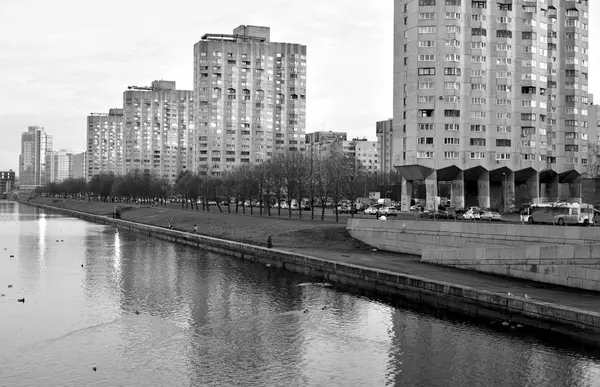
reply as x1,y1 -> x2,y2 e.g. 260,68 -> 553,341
8,285 -> 13,288
93,367 -> 97,372
17,298 -> 25,303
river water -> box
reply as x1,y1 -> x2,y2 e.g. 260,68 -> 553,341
1,201 -> 600,387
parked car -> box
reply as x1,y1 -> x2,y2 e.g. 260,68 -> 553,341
381,206 -> 398,217
337,205 -> 351,214
364,206 -> 379,215
410,204 -> 424,212
480,211 -> 503,221
461,209 -> 481,220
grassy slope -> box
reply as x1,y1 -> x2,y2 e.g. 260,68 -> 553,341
29,198 -> 368,251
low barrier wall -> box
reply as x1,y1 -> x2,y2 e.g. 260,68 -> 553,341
422,244 -> 600,292
346,218 -> 600,256
19,201 -> 600,346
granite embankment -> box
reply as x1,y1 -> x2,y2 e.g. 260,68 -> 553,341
20,198 -> 600,346
348,218 -> 600,292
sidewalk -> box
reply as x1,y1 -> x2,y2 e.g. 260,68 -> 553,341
282,245 -> 600,314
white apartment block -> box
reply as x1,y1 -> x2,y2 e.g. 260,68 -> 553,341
354,139 -> 379,176
123,81 -> 193,182
376,119 -> 395,181
394,0 -> 591,211
193,25 -> 307,175
51,149 -> 77,183
86,109 -> 124,180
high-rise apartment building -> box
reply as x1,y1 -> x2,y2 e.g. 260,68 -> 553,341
72,152 -> 87,180
193,25 -> 307,175
123,81 -> 193,181
86,109 -> 124,179
19,126 -> 53,191
394,0 -> 590,211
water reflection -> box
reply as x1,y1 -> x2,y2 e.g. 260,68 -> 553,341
2,202 -> 600,387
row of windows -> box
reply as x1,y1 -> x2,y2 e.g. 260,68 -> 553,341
418,152 -> 588,163
418,124 -> 512,132
418,137 -> 512,147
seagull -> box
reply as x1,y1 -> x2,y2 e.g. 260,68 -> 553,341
501,321 -> 509,327
516,324 -> 523,328
507,292 -> 514,296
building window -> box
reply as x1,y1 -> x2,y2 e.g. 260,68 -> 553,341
470,138 -> 486,146
444,67 -> 461,76
419,123 -> 435,130
418,67 -> 436,75
470,152 -> 485,159
418,137 -> 434,145
417,151 -> 434,158
470,125 -> 485,132
444,151 -> 459,159
496,139 -> 511,147
496,153 -> 511,160
444,138 -> 460,145
444,110 -> 460,117
445,124 -> 460,131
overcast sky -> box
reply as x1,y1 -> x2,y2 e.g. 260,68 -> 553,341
1,1 -> 598,174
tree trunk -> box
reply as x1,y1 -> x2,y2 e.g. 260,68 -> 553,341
321,201 -> 326,221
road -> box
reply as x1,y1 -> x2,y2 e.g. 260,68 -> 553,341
163,202 -> 530,225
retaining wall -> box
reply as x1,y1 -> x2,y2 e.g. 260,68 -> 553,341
347,218 -> 600,256
19,201 -> 600,346
422,244 -> 600,292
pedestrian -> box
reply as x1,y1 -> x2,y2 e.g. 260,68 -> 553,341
193,224 -> 198,233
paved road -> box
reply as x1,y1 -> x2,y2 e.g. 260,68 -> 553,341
163,202 -> 533,225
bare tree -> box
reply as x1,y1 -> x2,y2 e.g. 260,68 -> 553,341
276,152 -> 298,218
341,155 -> 366,218
326,154 -> 347,223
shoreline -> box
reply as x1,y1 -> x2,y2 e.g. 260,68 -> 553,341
18,199 -> 600,347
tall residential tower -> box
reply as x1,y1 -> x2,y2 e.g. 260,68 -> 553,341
86,109 -> 124,180
19,126 -> 53,191
394,0 -> 590,211
123,81 -> 193,181
193,25 -> 307,175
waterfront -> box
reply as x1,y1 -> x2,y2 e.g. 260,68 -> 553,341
1,202 -> 600,387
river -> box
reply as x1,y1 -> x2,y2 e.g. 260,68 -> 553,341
1,201 -> 600,387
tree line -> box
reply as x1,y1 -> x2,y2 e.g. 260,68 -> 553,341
34,151 -> 382,222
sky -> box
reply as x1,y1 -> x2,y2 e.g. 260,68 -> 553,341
1,0 -> 599,174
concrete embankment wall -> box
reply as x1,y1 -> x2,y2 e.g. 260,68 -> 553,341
20,201 -> 600,346
347,218 -> 600,256
422,245 -> 600,292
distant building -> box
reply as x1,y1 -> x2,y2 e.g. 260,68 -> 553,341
72,152 -> 87,180
86,109 -> 124,180
19,126 -> 53,191
0,170 -> 16,193
193,25 -> 307,175
51,149 -> 77,183
305,131 -> 347,160
123,81 -> 193,182
354,139 -> 379,177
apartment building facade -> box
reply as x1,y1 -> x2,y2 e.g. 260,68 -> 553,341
394,0 -> 590,211
193,25 -> 307,175
19,126 -> 53,191
0,170 -> 16,194
86,109 -> 124,180
123,81 -> 193,182
72,152 -> 87,180
354,139 -> 379,176
51,149 -> 76,183
305,131 -> 347,160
